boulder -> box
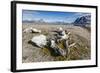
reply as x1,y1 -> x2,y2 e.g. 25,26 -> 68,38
31,35 -> 47,48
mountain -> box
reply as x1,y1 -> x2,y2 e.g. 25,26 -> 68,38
73,15 -> 91,26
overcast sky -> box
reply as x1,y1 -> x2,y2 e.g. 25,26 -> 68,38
22,10 -> 90,23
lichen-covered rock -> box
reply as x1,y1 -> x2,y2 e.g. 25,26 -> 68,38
31,35 -> 47,48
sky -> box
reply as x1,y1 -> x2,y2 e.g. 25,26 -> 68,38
22,10 -> 90,23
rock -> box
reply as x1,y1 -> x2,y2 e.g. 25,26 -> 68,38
23,27 -> 33,33
32,28 -> 41,33
31,35 -> 47,48
50,39 -> 56,48
23,27 -> 41,33
49,39 -> 59,54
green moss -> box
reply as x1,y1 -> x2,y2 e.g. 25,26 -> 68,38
42,47 -> 51,55
58,40 -> 65,49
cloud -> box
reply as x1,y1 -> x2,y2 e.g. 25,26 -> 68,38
73,13 -> 91,17
22,10 -> 41,21
63,12 -> 91,23
23,10 -> 40,15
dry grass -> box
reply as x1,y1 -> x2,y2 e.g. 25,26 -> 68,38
22,23 -> 91,63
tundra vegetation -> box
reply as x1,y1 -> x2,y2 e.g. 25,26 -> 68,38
22,23 -> 91,63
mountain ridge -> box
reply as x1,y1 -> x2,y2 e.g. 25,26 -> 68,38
73,15 -> 91,26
